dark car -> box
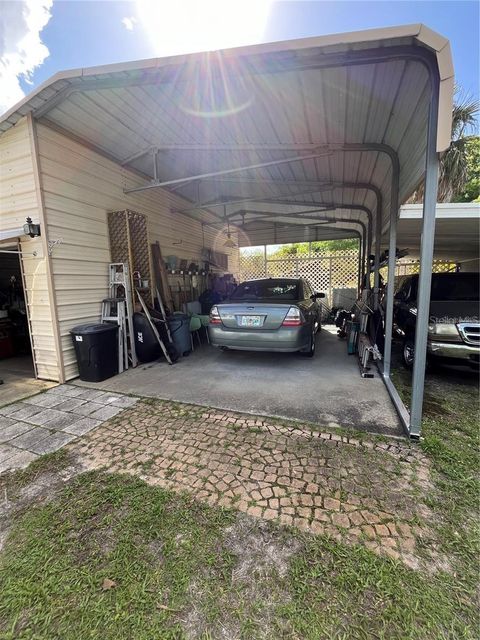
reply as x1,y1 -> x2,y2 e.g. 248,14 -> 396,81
208,278 -> 325,357
393,272 -> 479,368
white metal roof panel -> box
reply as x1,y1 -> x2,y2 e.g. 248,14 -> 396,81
0,24 -> 454,248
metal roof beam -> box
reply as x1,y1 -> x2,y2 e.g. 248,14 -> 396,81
237,220 -> 361,236
121,145 -> 156,166
123,143 -> 395,194
173,189 -> 335,213
174,176 -> 382,250
123,150 -> 334,194
228,208 -> 337,221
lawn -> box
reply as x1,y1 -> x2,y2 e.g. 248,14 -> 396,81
0,372 -> 478,640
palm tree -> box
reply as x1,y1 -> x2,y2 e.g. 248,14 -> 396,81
408,89 -> 479,203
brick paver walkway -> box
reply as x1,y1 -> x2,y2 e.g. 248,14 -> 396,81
73,396 -> 435,569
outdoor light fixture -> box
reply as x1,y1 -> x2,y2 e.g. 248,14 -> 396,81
23,217 -> 41,238
222,204 -> 237,248
223,231 -> 237,249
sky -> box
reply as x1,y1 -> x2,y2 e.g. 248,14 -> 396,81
0,0 -> 479,118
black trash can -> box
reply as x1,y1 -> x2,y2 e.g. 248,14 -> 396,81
133,312 -> 161,363
167,313 -> 191,357
70,323 -> 118,382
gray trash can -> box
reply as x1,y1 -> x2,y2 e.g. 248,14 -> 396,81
167,313 -> 191,356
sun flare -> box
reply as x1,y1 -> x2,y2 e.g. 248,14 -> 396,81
136,0 -> 273,57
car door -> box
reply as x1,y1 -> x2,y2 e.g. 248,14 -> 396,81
393,276 -> 413,334
300,280 -> 317,328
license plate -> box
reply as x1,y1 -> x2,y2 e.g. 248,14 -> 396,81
240,315 -> 262,327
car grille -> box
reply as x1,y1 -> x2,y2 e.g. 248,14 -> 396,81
457,323 -> 480,346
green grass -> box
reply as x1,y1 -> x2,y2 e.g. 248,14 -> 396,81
420,382 -> 480,602
0,375 -> 478,639
391,370 -> 479,570
0,472 -> 237,640
0,467 -> 478,639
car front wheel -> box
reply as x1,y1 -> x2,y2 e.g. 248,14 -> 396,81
402,338 -> 415,368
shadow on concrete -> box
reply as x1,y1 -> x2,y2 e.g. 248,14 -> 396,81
75,326 -> 402,437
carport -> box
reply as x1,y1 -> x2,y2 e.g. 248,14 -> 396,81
1,24 -> 454,437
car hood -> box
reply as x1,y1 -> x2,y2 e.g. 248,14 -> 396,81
429,300 -> 479,323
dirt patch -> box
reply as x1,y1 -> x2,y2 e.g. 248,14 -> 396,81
179,512 -> 301,640
223,513 -> 302,581
0,451 -> 84,552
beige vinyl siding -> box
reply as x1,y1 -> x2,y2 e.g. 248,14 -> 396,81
0,118 -> 59,381
0,118 -> 39,235
36,122 -> 233,380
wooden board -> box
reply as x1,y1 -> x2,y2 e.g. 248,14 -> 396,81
151,241 -> 175,313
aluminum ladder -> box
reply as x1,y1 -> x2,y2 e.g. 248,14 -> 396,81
101,263 -> 138,372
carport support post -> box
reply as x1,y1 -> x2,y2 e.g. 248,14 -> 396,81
409,74 -> 440,437
373,199 -> 383,309
357,235 -> 362,294
381,172 -> 400,378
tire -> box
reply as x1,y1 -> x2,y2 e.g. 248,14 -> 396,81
402,338 -> 439,373
402,338 -> 415,369
301,328 -> 316,358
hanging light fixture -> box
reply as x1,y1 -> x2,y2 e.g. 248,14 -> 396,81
222,204 -> 237,248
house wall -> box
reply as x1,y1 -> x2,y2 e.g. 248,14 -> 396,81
35,122 -> 234,380
0,117 -> 60,380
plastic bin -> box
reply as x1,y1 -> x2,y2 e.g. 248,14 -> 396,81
346,321 -> 360,355
167,313 -> 191,356
70,323 -> 118,382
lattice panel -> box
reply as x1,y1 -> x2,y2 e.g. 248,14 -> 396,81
330,255 -> 359,290
380,259 -> 458,281
266,259 -> 297,279
108,210 -> 153,304
128,211 -> 152,301
238,253 -> 266,281
298,258 -> 331,294
238,251 -> 360,305
108,211 -> 129,264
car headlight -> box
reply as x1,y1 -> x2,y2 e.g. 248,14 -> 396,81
428,321 -> 459,337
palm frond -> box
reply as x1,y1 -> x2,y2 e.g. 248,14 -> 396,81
407,89 -> 479,203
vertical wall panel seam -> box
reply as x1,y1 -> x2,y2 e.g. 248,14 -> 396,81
27,113 -> 66,383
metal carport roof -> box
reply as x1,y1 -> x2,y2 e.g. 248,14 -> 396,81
396,203 -> 480,262
0,23 -> 454,437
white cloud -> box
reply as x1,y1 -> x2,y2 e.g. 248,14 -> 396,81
0,0 -> 53,116
122,16 -> 137,31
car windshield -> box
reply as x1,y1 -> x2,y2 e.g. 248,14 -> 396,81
428,274 -> 480,301
230,280 -> 300,301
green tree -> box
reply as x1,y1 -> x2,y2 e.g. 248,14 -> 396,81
409,90 -> 479,203
452,136 -> 480,202
270,238 -> 358,259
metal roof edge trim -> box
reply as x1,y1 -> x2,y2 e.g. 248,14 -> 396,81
400,202 -> 480,219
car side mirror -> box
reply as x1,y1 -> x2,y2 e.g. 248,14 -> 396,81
311,292 -> 326,300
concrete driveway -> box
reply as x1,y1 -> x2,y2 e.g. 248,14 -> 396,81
76,326 -> 402,436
